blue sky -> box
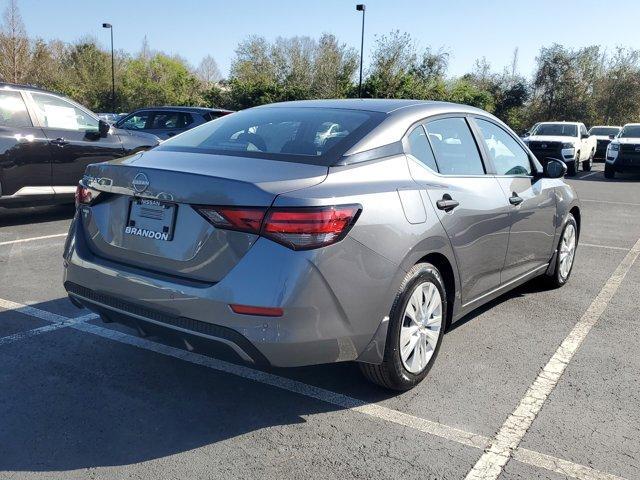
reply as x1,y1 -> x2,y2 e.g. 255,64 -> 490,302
16,0 -> 640,78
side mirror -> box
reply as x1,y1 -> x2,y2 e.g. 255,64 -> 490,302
98,119 -> 111,137
609,134 -> 615,139
543,158 -> 567,178
523,131 -> 530,137
581,133 -> 589,139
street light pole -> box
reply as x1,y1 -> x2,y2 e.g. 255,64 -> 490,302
356,4 -> 365,98
102,23 -> 115,112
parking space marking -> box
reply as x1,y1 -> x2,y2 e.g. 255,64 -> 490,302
0,313 -> 96,346
581,243 -> 630,252
465,236 -> 640,480
581,199 -> 640,207
578,171 -> 599,179
514,448 -> 626,480
0,233 -> 67,247
0,298 -> 630,480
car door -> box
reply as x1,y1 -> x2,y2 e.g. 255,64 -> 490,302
0,89 -> 53,200
28,91 -> 124,190
473,117 -> 557,283
579,123 -> 590,159
405,117 -> 511,305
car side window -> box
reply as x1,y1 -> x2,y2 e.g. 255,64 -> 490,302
475,118 -> 532,176
406,125 -> 438,172
120,112 -> 150,130
31,92 -> 98,132
150,112 -> 182,130
0,90 -> 32,128
424,117 -> 485,175
580,124 -> 588,136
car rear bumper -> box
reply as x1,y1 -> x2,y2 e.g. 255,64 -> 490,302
63,213 -> 399,368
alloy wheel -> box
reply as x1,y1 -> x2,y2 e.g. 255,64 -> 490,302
559,223 -> 576,280
399,281 -> 443,374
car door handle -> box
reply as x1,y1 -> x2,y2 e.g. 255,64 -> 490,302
50,137 -> 69,147
509,194 -> 524,206
436,195 -> 459,212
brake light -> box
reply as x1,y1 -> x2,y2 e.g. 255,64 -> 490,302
194,204 -> 361,250
195,206 -> 266,233
75,184 -> 98,208
263,205 -> 361,250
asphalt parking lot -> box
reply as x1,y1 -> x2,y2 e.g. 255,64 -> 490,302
1,163 -> 639,480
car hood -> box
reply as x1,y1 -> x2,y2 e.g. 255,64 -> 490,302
526,135 -> 577,143
613,137 -> 640,144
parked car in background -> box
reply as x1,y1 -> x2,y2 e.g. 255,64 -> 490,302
523,121 -> 596,176
589,125 -> 622,161
115,106 -> 232,140
0,83 -> 160,208
98,112 -> 127,124
605,123 -> 640,178
64,99 -> 580,391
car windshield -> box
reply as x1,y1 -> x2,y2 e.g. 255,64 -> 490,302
619,125 -> 640,138
589,127 -> 620,136
156,107 -> 382,165
532,123 -> 578,137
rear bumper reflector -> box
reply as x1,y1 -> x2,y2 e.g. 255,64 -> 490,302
229,304 -> 284,317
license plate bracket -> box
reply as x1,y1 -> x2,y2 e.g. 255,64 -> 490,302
125,198 -> 177,242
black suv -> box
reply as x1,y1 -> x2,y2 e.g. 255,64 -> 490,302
0,83 -> 160,208
115,106 -> 232,140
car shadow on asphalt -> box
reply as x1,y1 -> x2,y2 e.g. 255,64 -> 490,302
0,204 -> 75,227
0,275 -> 555,473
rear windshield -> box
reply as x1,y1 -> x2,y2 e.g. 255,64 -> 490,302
156,107 -> 383,165
532,123 -> 577,137
620,125 -> 640,138
589,126 -> 620,136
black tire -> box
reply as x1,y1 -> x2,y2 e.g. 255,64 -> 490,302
566,156 -> 578,176
604,163 -> 615,179
582,151 -> 593,171
544,213 -> 578,288
359,263 -> 447,391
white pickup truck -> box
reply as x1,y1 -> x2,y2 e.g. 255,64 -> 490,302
523,122 -> 597,176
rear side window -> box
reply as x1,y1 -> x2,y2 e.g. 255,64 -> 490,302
476,118 -> 532,176
424,118 -> 485,175
407,125 -> 438,172
150,112 -> 187,129
157,107 -> 382,165
0,90 -> 32,127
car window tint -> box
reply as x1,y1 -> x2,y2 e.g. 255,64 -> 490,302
424,117 -> 484,175
120,112 -> 150,130
158,107 -> 377,163
31,92 -> 98,132
184,113 -> 194,126
151,112 -> 183,129
407,125 -> 438,172
476,118 -> 532,176
0,90 -> 32,127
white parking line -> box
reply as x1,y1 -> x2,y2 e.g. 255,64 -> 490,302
0,313 -> 96,346
0,298 -> 630,480
581,199 -> 640,207
581,243 -> 630,252
578,171 -> 599,179
465,236 -> 640,480
0,233 -> 67,247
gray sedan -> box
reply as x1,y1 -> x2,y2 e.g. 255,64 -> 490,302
63,99 -> 580,390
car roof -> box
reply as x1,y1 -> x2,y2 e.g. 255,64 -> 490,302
622,123 -> 640,127
129,106 -> 233,114
537,121 -> 581,125
590,125 -> 622,128
255,98 -> 486,115
0,82 -> 60,95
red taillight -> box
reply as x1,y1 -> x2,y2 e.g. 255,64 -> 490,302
229,304 -> 284,317
75,184 -> 96,208
194,204 -> 361,250
195,206 -> 266,233
263,205 -> 361,250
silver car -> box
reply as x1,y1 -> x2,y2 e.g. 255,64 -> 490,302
63,99 -> 580,390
